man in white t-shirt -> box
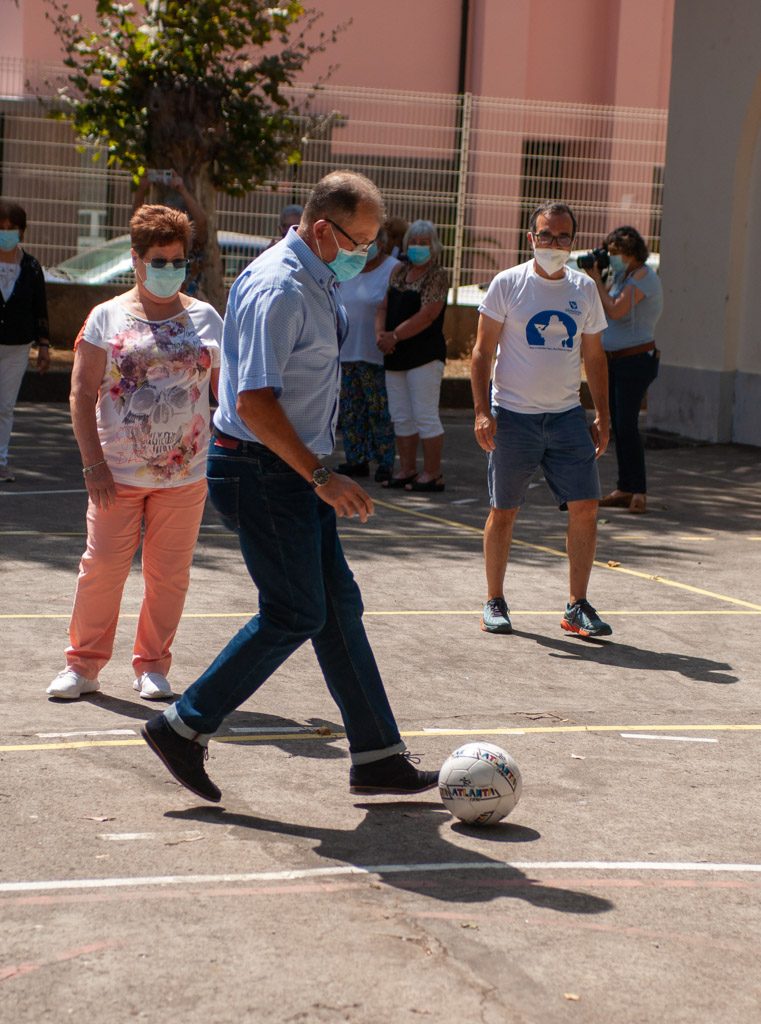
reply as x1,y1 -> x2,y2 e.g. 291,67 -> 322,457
470,202 -> 613,639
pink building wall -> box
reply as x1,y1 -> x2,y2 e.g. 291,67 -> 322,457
7,0 -> 673,107
467,0 -> 672,108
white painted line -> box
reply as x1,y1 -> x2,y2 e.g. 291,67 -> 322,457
0,488 -> 86,497
423,727 -> 526,735
450,498 -> 477,505
98,831 -> 203,842
3,860 -> 760,894
36,729 -> 137,739
620,733 -> 718,743
228,726 -> 310,734
98,833 -> 156,842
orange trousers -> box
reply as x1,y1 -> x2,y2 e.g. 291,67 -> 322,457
65,478 -> 207,680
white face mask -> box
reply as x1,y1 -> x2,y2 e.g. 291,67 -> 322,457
532,246 -> 570,275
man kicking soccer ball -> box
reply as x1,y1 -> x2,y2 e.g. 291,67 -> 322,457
142,171 -> 439,802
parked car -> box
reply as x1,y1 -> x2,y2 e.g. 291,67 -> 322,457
44,230 -> 271,288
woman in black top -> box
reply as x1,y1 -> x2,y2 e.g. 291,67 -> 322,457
0,200 -> 50,482
375,220 -> 448,492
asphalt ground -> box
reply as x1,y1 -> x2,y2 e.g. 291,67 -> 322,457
2,403 -> 760,1024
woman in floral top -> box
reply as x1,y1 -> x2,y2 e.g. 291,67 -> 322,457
376,220 -> 449,492
47,205 -> 221,701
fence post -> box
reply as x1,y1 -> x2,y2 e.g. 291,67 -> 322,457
451,90 -> 472,306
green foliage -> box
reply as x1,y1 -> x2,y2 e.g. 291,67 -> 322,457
46,0 -> 342,191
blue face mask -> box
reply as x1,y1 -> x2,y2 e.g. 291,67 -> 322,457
407,244 -> 431,266
328,247 -> 368,282
609,254 -> 626,275
141,261 -> 187,298
366,241 -> 379,261
323,226 -> 369,282
0,229 -> 20,251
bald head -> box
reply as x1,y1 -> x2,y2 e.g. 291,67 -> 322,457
303,171 -> 385,227
299,171 -> 384,266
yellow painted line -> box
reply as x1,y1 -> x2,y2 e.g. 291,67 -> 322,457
340,536 -> 475,544
2,609 -> 760,620
3,722 -> 760,753
0,531 -> 85,537
373,498 -> 761,612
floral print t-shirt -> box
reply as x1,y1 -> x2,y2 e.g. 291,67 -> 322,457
78,297 -> 222,487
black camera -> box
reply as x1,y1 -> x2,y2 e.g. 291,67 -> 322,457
576,247 -> 610,271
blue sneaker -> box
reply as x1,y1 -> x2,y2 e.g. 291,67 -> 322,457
481,597 -> 512,634
561,599 -> 612,638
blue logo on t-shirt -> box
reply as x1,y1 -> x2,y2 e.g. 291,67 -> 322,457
526,310 -> 578,350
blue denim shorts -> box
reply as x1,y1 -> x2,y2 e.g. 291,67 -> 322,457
487,405 -> 601,509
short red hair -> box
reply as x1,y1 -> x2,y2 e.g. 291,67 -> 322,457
130,204 -> 192,257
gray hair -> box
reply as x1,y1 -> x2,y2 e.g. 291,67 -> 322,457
278,204 -> 303,227
303,171 -> 384,225
403,219 -> 442,261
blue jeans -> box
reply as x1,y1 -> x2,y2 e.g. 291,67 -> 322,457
167,438 -> 405,765
487,405 -> 600,509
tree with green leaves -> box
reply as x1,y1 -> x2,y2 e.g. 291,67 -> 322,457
47,0 -> 343,309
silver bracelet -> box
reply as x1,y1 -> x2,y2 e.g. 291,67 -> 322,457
82,460 -> 106,476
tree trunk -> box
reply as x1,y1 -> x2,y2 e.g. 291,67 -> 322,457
196,168 -> 225,315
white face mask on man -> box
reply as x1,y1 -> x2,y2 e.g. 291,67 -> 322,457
532,246 -> 570,275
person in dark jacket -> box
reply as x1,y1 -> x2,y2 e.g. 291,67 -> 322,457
0,200 -> 50,481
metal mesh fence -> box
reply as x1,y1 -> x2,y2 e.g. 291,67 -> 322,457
1,58 -> 667,299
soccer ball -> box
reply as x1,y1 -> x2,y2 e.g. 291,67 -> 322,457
438,742 -> 522,825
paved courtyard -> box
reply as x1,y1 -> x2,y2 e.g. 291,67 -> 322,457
2,404 -> 760,1023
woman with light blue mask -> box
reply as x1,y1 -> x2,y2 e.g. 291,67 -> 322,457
376,219 -> 449,492
0,200 -> 50,482
47,204 -> 223,702
584,225 -> 663,514
336,223 -> 400,482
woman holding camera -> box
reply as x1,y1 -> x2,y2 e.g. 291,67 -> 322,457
586,226 -> 662,514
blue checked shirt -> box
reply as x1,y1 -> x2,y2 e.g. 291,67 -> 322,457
213,228 -> 348,456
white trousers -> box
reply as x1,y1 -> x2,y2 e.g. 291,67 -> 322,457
0,343 -> 32,463
385,360 -> 445,439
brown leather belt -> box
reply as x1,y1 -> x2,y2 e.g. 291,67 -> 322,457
607,341 -> 656,362
212,433 -> 242,449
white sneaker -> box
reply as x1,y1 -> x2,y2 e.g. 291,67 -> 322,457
133,671 -> 173,700
47,668 -> 100,700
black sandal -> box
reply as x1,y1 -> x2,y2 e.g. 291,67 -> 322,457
406,476 -> 445,492
383,473 -> 418,489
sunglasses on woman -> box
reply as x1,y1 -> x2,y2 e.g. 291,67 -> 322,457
142,257 -> 189,270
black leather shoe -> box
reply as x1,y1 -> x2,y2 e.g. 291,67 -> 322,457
374,465 -> 393,483
335,461 -> 369,478
350,752 -> 440,795
142,714 -> 221,803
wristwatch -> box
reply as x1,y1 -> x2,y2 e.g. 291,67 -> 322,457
311,465 -> 331,488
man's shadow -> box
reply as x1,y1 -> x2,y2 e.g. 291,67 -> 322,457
167,802 -> 613,915
511,629 -> 738,684
79,693 -> 347,760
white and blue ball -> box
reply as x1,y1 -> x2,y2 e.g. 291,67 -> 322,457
438,742 -> 522,825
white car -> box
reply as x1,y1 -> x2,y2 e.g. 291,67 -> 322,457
44,230 -> 271,288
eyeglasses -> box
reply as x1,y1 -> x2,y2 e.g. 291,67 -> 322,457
324,218 -> 377,255
143,257 -> 189,270
532,230 -> 574,248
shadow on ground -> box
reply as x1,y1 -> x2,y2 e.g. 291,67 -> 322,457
511,629 -> 738,685
167,802 -> 614,913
